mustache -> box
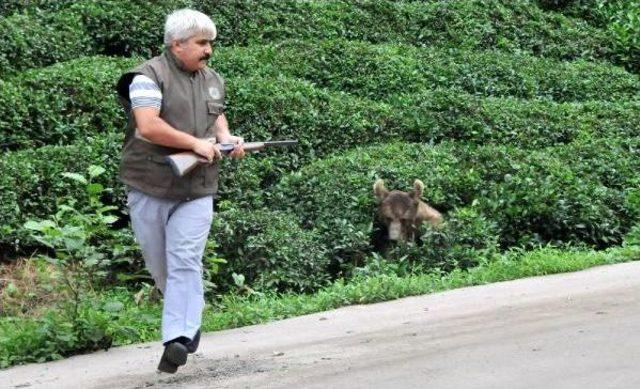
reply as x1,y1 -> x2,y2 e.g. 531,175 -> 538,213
199,54 -> 211,61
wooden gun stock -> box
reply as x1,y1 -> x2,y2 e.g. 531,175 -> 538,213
166,140 -> 298,177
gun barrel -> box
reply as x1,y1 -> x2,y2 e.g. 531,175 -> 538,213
218,140 -> 298,152
263,140 -> 298,147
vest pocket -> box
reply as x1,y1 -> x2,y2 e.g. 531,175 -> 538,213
201,164 -> 219,191
206,101 -> 225,131
207,101 -> 225,115
144,154 -> 175,189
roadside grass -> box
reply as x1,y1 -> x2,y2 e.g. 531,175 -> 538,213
203,244 -> 640,330
0,258 -> 61,317
2,243 -> 639,368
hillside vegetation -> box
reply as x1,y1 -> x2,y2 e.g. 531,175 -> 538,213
0,0 -> 639,368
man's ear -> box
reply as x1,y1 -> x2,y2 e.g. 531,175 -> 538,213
373,179 -> 389,201
170,39 -> 183,53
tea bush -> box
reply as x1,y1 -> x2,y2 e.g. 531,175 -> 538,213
0,0 -> 75,17
269,140 -> 640,266
210,209 -> 330,292
0,0 -> 619,76
217,39 -> 639,102
0,56 -> 136,148
0,10 -> 92,77
384,206 -> 501,272
200,0 -> 613,61
0,133 -> 123,258
68,0 -> 192,57
3,48 -> 637,149
538,0 -> 640,72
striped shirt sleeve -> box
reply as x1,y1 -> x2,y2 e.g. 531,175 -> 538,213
129,74 -> 162,110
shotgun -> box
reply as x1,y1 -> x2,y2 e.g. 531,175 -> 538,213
166,140 -> 298,177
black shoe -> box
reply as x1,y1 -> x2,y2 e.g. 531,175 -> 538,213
157,342 -> 188,374
186,329 -> 201,354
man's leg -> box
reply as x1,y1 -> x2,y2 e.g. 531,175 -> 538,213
127,189 -> 174,294
162,195 -> 213,344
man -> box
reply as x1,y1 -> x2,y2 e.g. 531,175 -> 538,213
115,9 -> 244,373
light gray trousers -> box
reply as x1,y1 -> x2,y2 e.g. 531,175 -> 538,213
127,188 -> 213,343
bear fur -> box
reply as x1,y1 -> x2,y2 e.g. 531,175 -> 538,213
372,179 -> 443,248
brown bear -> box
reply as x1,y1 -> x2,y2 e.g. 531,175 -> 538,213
372,179 -> 443,247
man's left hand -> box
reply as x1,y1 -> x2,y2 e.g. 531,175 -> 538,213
226,136 -> 245,159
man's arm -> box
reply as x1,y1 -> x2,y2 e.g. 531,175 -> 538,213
212,113 -> 245,158
129,74 -> 219,162
133,108 -> 219,162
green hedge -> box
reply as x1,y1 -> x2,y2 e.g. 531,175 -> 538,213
215,39 -> 640,103
68,0 -> 191,57
0,133 -> 124,259
228,76 -> 640,156
3,73 -> 637,238
210,209 -> 330,292
0,0 -> 189,76
0,11 -> 92,77
538,0 -> 640,72
0,56 -> 136,148
0,1 -> 75,17
268,139 -> 640,266
461,138 -> 640,248
389,91 -> 640,148
0,0 -> 619,75
202,0 -> 613,61
3,51 -> 638,150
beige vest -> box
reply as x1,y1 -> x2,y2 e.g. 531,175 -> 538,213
116,50 -> 225,200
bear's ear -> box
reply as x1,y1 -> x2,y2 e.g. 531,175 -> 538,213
373,179 -> 389,201
411,179 -> 424,200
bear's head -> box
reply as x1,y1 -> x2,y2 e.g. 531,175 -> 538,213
373,179 -> 443,243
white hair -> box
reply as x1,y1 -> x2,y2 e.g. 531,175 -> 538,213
164,9 -> 217,46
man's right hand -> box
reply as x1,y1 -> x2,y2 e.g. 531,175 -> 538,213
192,138 -> 221,163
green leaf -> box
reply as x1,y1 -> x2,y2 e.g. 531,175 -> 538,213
103,301 -> 124,313
61,172 -> 87,184
87,183 -> 104,196
24,220 -> 56,231
232,273 -> 245,287
101,215 -> 119,224
88,165 -> 106,178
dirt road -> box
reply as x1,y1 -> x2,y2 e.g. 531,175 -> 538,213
2,261 -> 640,389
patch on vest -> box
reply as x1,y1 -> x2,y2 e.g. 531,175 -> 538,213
209,86 -> 221,99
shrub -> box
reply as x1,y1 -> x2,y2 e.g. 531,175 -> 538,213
68,0 -> 192,57
215,40 -> 640,103
0,0 -> 75,17
0,133 -> 124,258
389,91 -> 640,148
3,52 -> 637,151
604,1 -> 640,72
270,140 -> 640,264
210,209 -> 330,293
543,0 -> 640,72
466,144 -> 635,248
0,0 -> 619,77
0,56 -> 136,148
201,0 -> 612,61
385,206 -> 501,272
0,10 -> 93,77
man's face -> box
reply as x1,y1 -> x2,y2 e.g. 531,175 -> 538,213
172,33 -> 213,72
